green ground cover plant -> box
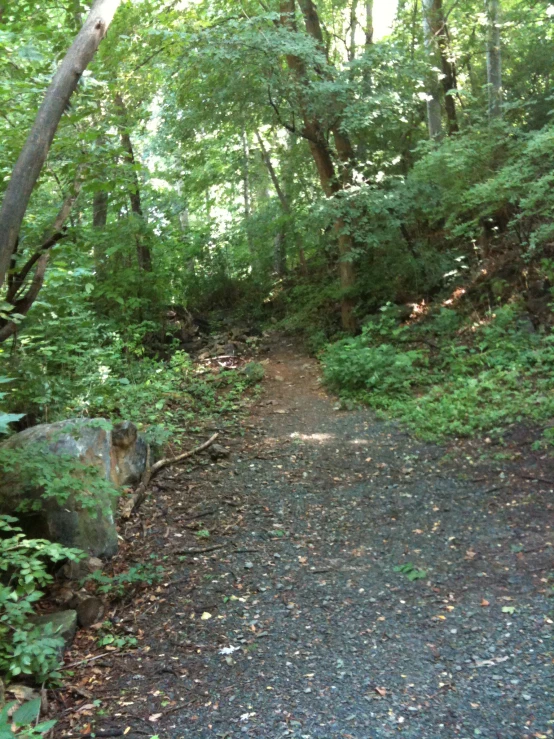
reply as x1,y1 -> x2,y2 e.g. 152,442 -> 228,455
323,304 -> 554,441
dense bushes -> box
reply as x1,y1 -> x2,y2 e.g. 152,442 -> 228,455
323,305 -> 554,441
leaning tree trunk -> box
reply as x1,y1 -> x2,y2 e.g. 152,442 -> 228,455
486,0 -> 502,118
421,0 -> 443,140
0,0 -> 122,289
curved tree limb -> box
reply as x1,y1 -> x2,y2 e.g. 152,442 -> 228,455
121,433 -> 220,519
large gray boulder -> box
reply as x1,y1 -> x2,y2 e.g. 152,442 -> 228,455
0,419 -> 147,557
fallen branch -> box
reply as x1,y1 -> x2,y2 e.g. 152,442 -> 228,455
121,432 -> 219,518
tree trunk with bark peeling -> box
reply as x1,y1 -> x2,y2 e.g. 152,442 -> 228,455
0,0 -> 122,289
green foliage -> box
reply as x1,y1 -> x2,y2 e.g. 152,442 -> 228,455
323,305 -> 554,441
0,698 -> 56,739
0,379 -> 23,437
0,516 -> 83,683
96,623 -> 138,651
83,558 -> 163,600
394,563 -> 427,581
0,441 -> 118,515
241,362 -> 265,384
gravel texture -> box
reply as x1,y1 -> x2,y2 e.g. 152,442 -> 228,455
62,338 -> 554,739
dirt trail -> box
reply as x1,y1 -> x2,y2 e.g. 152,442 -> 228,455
65,337 -> 553,739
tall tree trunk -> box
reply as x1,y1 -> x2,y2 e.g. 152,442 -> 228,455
114,94 -> 152,271
430,0 -> 458,134
92,188 -> 108,274
93,191 -> 108,230
0,0 -> 121,289
421,0 -> 443,140
255,130 -> 296,276
241,129 -> 254,255
486,0 -> 502,118
284,0 -> 357,332
349,0 -> 359,61
365,0 -> 374,47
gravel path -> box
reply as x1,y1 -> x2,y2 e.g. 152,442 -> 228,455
73,338 -> 553,739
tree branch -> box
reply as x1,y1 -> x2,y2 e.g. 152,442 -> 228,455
121,433 -> 220,518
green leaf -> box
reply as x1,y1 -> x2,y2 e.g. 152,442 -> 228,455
13,697 -> 41,726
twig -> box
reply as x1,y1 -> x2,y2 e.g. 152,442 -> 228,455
62,650 -> 123,670
175,544 -> 226,555
162,702 -> 192,717
518,475 -> 554,485
185,507 -> 217,521
68,685 -> 93,699
121,433 -> 219,518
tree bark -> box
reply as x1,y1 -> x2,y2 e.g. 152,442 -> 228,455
0,0 -> 122,289
431,0 -> 458,134
256,130 -> 296,276
486,0 -> 502,118
421,0 -> 443,140
365,0 -> 374,47
114,94 -> 152,271
349,0 -> 359,61
241,129 -> 254,256
256,131 -> 289,213
92,189 -> 108,273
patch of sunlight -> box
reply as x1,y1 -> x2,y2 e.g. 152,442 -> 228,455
348,438 -> 370,445
290,432 -> 334,443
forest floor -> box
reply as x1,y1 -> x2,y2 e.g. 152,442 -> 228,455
58,335 -> 553,739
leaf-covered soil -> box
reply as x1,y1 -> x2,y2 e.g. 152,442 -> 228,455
56,336 -> 553,739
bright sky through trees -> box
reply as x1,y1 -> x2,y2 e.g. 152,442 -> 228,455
374,0 -> 398,40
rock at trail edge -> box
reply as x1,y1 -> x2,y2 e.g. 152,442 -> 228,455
0,418 -> 147,557
30,610 -> 78,652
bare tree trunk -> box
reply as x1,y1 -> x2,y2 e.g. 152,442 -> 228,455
256,131 -> 288,212
421,0 -> 443,140
431,0 -> 458,134
0,0 -> 121,289
241,129 -> 254,257
365,0 -> 374,47
93,192 -> 108,230
255,131 -> 292,276
92,189 -> 108,273
486,0 -> 502,118
114,94 -> 152,271
349,0 -> 359,60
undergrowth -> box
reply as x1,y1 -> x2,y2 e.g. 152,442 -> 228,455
323,303 -> 554,442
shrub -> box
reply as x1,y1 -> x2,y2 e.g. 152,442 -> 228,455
0,516 -> 83,682
322,304 -> 554,441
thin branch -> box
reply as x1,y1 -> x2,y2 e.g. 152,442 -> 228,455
121,433 -> 220,518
